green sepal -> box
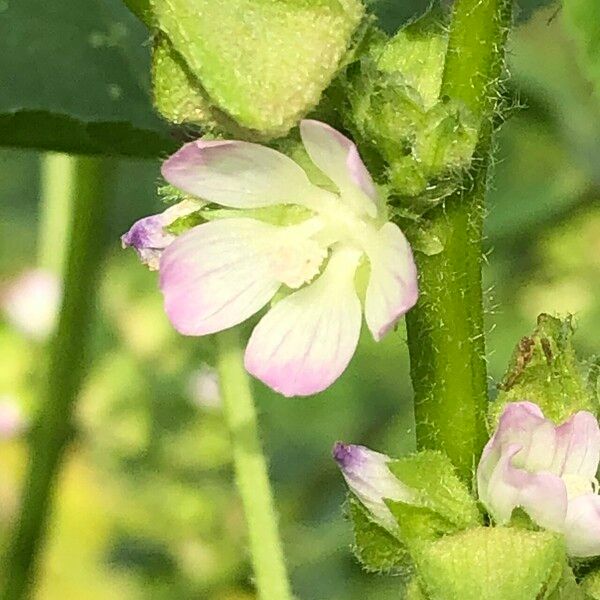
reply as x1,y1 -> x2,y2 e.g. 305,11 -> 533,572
547,564 -> 585,600
376,4 -> 449,110
164,211 -> 207,235
581,569 -> 600,599
415,527 -> 567,600
347,497 -> 411,574
388,451 -> 481,531
151,0 -> 364,137
342,4 -> 478,208
490,314 -> 599,426
405,577 -> 428,600
386,501 -> 458,550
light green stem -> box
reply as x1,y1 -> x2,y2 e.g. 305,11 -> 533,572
2,155 -> 113,600
215,328 -> 293,600
37,153 -> 76,274
406,0 -> 512,480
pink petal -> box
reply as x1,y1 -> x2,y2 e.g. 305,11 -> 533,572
479,402 -> 550,475
363,222 -> 418,341
159,218 -> 281,335
564,494 -> 600,557
300,120 -> 378,217
553,411 -> 600,480
244,247 -> 362,397
480,443 -> 568,530
161,139 -> 316,208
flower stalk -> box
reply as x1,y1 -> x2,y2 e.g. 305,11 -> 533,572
2,155 -> 112,600
406,0 -> 513,479
215,327 -> 293,600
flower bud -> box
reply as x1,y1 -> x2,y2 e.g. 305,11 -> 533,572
333,442 -> 412,530
121,200 -> 201,270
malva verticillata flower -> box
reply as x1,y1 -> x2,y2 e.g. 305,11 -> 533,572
478,401 -> 600,557
124,120 -> 418,397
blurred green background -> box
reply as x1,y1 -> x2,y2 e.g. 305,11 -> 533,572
2,1 -> 600,598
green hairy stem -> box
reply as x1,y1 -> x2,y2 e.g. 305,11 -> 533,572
406,0 -> 513,480
2,156 -> 113,600
215,329 -> 293,600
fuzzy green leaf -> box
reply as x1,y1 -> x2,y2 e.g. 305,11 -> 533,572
0,0 -> 175,156
152,0 -> 364,136
491,314 -> 599,425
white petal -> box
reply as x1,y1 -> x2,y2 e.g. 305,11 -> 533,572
245,247 -> 362,397
363,222 -> 418,341
300,120 -> 378,217
161,139 -> 317,208
159,218 -> 281,335
564,494 -> 600,557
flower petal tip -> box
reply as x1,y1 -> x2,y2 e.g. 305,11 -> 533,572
332,442 -> 356,469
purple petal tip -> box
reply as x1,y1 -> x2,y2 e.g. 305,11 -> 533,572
333,442 -> 361,469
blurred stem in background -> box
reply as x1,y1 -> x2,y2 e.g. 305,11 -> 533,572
37,154 -> 76,275
406,0 -> 513,480
215,328 -> 293,600
2,155 -> 113,599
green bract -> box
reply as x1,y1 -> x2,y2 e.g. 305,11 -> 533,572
151,0 -> 364,137
415,528 -> 567,600
348,498 -> 411,574
490,313 -> 599,426
343,7 -> 478,210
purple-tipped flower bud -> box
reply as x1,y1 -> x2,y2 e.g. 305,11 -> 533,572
121,200 -> 200,270
333,442 -> 413,530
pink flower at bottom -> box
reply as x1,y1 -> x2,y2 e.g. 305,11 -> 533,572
477,401 -> 600,557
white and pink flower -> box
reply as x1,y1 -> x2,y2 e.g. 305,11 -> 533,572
124,120 -> 418,396
478,401 -> 600,557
